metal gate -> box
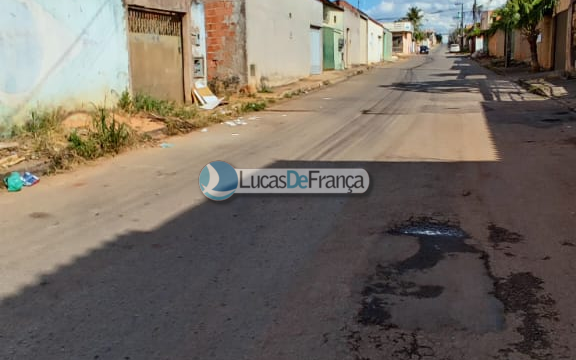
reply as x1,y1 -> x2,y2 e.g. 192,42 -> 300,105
128,8 -> 184,102
310,27 -> 322,75
323,28 -> 335,70
555,10 -> 568,71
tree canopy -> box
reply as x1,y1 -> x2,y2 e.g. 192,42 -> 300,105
490,0 -> 557,71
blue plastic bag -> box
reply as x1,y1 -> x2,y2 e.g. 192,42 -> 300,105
21,172 -> 39,186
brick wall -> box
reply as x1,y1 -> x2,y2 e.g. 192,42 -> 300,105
204,0 -> 247,84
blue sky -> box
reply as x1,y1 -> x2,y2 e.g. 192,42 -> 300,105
360,0 -> 507,34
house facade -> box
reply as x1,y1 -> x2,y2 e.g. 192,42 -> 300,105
204,0 -> 324,89
382,21 -> 414,54
554,0 -> 575,72
482,10 -> 554,70
320,0 -> 345,71
334,0 -> 364,68
383,28 -> 393,61
1,0 -> 206,126
367,16 -> 384,63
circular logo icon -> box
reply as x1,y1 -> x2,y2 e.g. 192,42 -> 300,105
199,161 -> 238,201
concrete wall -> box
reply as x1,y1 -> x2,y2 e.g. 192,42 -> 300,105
489,30 -> 506,57
383,22 -> 414,54
486,16 -> 553,70
190,2 -> 208,81
336,1 -> 363,67
323,4 -> 345,70
323,4 -> 344,31
557,0 -> 572,12
0,0 -> 130,126
126,0 -> 206,103
367,19 -> 383,63
383,29 -> 393,61
323,4 -> 345,71
204,0 -> 247,85
245,0 -> 323,87
359,17 -> 368,64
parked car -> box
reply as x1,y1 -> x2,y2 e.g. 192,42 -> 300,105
419,45 -> 429,54
449,44 -> 461,53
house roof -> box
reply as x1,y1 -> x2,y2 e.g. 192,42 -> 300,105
316,0 -> 344,11
334,0 -> 360,15
360,10 -> 384,28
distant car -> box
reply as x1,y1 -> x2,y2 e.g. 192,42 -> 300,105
449,44 -> 461,53
419,45 -> 429,54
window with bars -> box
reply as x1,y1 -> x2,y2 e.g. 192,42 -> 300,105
128,8 -> 182,36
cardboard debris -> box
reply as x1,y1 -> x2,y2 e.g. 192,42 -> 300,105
193,80 -> 224,110
0,142 -> 19,151
0,154 -> 25,169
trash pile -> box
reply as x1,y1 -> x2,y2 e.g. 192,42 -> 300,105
192,80 -> 224,110
224,118 -> 248,127
3,171 -> 39,192
0,142 -> 25,169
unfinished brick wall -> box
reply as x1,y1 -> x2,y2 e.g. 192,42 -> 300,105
204,0 -> 247,87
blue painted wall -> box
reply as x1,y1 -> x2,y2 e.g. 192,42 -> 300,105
0,0 -> 130,128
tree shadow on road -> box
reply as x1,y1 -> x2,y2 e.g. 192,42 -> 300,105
2,59 -> 576,360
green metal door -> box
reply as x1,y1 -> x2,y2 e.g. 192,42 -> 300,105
323,28 -> 335,70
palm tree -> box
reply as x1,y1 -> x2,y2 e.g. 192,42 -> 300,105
491,0 -> 557,71
401,6 -> 424,32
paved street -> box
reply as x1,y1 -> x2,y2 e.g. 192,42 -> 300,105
1,46 -> 576,359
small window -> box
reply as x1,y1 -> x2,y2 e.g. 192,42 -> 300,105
194,58 -> 205,78
334,16 -> 337,23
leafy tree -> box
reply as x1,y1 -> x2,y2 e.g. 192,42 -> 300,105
400,6 -> 424,32
414,31 -> 426,42
435,34 -> 443,43
491,0 -> 557,71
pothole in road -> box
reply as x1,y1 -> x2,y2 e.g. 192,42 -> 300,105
350,218 -> 559,359
358,217 -> 503,333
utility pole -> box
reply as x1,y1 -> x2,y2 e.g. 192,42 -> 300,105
455,2 -> 464,50
460,2 -> 464,50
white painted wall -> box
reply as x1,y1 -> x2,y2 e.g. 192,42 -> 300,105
367,20 -> 383,63
0,0 -> 130,126
340,7 -> 362,67
190,2 -> 207,81
359,17 -> 368,64
245,0 -> 323,87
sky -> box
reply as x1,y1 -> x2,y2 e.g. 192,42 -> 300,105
361,0 -> 507,35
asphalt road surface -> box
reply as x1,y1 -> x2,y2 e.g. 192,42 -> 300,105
2,46 -> 576,360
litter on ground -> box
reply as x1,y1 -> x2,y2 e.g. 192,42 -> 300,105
224,121 -> 237,127
192,80 -> 224,110
21,172 -> 39,187
160,143 -> 175,149
200,128 -> 209,133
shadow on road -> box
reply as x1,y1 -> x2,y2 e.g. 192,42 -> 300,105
2,58 -> 576,360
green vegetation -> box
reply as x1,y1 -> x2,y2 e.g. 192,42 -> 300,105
10,108 -> 66,156
118,92 -> 198,120
491,0 -> 557,71
401,6 -> 425,41
241,101 -> 267,113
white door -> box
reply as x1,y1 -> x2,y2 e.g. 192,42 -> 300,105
310,27 -> 322,75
